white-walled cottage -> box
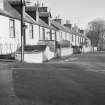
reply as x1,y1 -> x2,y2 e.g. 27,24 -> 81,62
51,19 -> 74,57
0,0 -> 91,63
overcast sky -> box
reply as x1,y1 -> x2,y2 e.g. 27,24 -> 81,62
33,0 -> 105,28
1,0 -> 105,28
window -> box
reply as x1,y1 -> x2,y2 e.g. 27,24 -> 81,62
9,19 -> 15,38
29,24 -> 34,39
72,35 -> 73,42
61,32 -> 62,40
78,36 -> 79,43
42,27 -> 45,40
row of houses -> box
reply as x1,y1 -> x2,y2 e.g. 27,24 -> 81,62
0,0 -> 91,63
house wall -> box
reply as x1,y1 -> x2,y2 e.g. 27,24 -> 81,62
66,33 -> 70,41
75,36 -> 78,45
60,31 -> 66,41
39,26 -> 43,40
52,30 -> 56,40
56,31 -> 61,41
69,33 -> 72,43
0,0 -> 3,9
0,15 -> 20,54
14,19 -> 21,47
62,32 -> 65,40
39,27 -> 50,41
0,15 -> 9,39
79,37 -> 81,44
0,14 -> 42,55
71,34 -> 75,45
45,28 -> 50,40
61,48 -> 73,57
60,31 -> 62,40
25,23 -> 39,45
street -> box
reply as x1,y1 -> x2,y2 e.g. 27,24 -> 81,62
0,52 -> 105,105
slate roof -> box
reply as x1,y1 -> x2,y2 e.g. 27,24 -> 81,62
38,19 -> 55,30
8,0 -> 21,5
24,13 -> 38,24
72,31 -> 85,38
26,6 -> 49,12
0,9 -> 38,25
0,9 -> 14,18
51,20 -> 71,33
50,25 -> 58,31
25,6 -> 53,30
6,0 -> 38,25
51,20 -> 86,38
26,7 -> 51,18
25,6 -> 37,11
39,12 -> 49,17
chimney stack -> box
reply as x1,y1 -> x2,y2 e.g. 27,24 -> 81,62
53,16 -> 62,24
64,20 -> 72,30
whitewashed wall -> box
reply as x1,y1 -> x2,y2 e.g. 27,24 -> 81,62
39,26 -> 43,40
0,0 -> 3,9
62,32 -> 65,40
66,33 -> 70,41
25,23 -> 39,45
69,33 -> 72,43
71,34 -> 76,46
82,46 -> 92,53
0,15 -> 9,39
60,31 -> 62,40
0,15 -> 20,54
45,28 -> 50,40
15,19 -> 21,47
76,36 -> 79,46
52,30 -> 56,40
61,48 -> 73,57
79,37 -> 81,44
56,31 -> 61,41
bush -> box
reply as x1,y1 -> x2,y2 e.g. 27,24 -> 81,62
17,45 -> 46,53
38,40 -> 55,52
58,40 -> 70,48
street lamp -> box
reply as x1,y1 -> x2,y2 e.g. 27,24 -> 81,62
21,0 -> 30,63
21,0 -> 25,64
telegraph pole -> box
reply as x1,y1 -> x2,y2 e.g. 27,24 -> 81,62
21,0 -> 25,63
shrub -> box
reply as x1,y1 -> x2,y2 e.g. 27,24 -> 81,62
58,40 -> 70,48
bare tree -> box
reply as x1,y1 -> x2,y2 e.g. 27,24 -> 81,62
86,18 -> 105,50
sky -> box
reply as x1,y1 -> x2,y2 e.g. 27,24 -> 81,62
31,0 -> 105,29
1,0 -> 105,29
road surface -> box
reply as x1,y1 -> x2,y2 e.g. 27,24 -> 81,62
0,52 -> 105,105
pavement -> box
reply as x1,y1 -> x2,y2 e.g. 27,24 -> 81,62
0,51 -> 105,105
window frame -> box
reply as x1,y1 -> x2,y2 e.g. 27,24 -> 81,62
72,34 -> 74,42
9,19 -> 15,38
29,23 -> 34,39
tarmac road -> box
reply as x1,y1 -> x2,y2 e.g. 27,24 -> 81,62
0,52 -> 105,105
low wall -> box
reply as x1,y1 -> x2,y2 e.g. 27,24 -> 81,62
44,46 -> 55,60
16,46 -> 55,63
61,48 -> 73,57
16,52 -> 48,63
82,46 -> 92,53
